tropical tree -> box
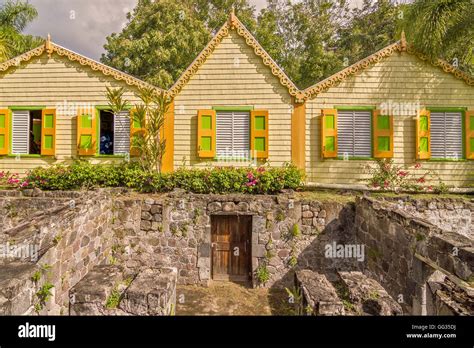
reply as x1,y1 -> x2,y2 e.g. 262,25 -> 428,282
336,0 -> 403,67
0,0 -> 42,62
101,0 -> 256,89
404,0 -> 474,74
106,87 -> 170,173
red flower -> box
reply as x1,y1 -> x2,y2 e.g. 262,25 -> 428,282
414,163 -> 421,169
257,167 -> 265,173
398,171 -> 408,177
427,186 -> 433,191
384,181 -> 389,188
417,177 -> 425,183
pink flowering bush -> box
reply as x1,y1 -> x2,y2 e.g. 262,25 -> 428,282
364,159 -> 447,193
0,171 -> 29,189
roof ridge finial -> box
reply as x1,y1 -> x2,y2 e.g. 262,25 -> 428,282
400,30 -> 407,51
229,6 -> 237,28
45,33 -> 53,58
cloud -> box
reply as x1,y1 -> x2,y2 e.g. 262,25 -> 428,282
24,0 -> 137,60
21,0 -> 274,60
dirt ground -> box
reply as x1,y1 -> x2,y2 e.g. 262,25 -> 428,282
175,281 -> 292,316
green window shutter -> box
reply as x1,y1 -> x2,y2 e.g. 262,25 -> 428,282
416,109 -> 430,159
373,110 -> 394,158
466,111 -> 474,159
321,109 -> 338,158
197,110 -> 216,158
250,110 -> 269,159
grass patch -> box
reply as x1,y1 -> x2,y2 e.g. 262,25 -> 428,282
296,190 -> 358,203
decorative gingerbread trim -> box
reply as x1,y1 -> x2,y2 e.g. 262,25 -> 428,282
0,39 -> 164,94
168,13 -> 302,101
303,41 -> 474,100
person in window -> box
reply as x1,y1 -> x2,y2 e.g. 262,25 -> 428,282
100,121 -> 114,155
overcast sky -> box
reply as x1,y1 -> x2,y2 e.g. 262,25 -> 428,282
9,0 -> 363,61
16,0 -> 267,60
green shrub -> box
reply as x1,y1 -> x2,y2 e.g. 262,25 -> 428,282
25,161 -> 303,194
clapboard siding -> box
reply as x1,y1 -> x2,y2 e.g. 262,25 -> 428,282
174,31 -> 292,168
306,52 -> 474,187
0,53 -> 142,174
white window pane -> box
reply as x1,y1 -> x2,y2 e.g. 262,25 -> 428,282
114,110 -> 131,155
337,110 -> 371,158
12,110 -> 29,154
430,112 -> 462,159
216,111 -> 249,158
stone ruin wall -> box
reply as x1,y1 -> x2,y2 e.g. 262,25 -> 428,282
112,191 -> 355,288
0,190 -> 115,315
0,189 -> 472,316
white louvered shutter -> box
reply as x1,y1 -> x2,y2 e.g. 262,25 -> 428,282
232,112 -> 250,158
12,110 -> 29,154
216,111 -> 249,158
430,112 -> 462,159
114,110 -> 130,155
337,110 -> 371,157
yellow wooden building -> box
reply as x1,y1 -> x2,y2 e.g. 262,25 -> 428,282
0,13 -> 473,187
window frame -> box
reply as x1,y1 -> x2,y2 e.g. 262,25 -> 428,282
8,106 -> 46,158
426,107 -> 466,162
212,106 -> 254,161
334,106 -> 375,160
93,105 -> 131,158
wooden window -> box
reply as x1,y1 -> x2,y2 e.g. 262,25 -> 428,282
0,109 -> 9,155
250,110 -> 269,159
373,110 -> 394,158
77,108 -> 96,156
216,111 -> 250,159
337,110 -> 371,158
41,109 -> 56,156
197,109 -> 216,158
430,111 -> 462,159
465,110 -> 474,160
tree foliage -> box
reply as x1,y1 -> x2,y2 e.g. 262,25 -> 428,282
98,0 -> 473,90
404,0 -> 474,74
0,0 -> 43,62
106,86 -> 170,173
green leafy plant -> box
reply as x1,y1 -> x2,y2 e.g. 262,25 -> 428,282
288,255 -> 298,267
255,264 -> 271,285
25,162 -> 303,194
290,224 -> 300,238
34,282 -> 54,313
105,287 -> 121,309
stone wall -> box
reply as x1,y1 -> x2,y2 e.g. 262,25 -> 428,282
355,196 -> 473,314
0,190 -> 116,315
382,196 -> 474,240
0,190 -> 80,233
112,192 -> 356,288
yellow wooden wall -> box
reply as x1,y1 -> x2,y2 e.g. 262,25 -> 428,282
173,30 -> 293,168
306,52 -> 474,187
0,53 -> 142,174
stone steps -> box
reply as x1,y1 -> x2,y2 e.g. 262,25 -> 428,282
294,270 -> 402,316
69,264 -> 177,316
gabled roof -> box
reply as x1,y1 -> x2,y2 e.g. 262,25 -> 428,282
302,33 -> 474,101
167,12 -> 304,101
0,36 -> 164,94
